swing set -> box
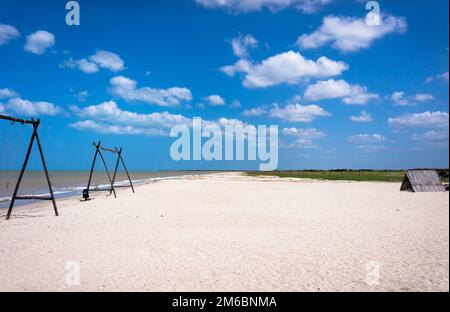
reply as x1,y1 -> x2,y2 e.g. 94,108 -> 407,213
82,141 -> 134,201
0,114 -> 58,220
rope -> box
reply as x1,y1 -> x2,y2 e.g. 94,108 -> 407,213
0,122 -> 14,200
7,123 -> 24,193
0,122 -> 24,201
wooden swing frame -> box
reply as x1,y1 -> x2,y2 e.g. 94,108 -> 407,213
83,141 -> 134,200
0,114 -> 58,220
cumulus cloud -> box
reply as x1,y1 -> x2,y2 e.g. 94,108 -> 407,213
70,120 -> 167,136
221,51 -> 348,88
0,88 -> 19,99
388,111 -> 449,128
0,23 -> 20,46
60,50 -> 125,73
348,134 -> 385,144
390,91 -> 408,106
6,98 -> 61,116
109,76 -> 192,107
0,103 -> 4,113
411,130 -> 449,143
414,93 -> 435,102
89,50 -> 125,72
195,0 -> 333,13
350,111 -> 372,123
303,79 -> 379,104
231,34 -> 258,57
70,101 -> 190,130
269,103 -> 330,122
282,127 -> 325,148
390,91 -> 434,106
206,94 -> 225,106
60,58 -> 99,73
425,72 -> 449,84
297,15 -> 407,52
70,101 -> 250,137
242,106 -> 268,117
24,30 -> 55,54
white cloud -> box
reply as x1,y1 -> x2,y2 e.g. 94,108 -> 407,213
89,50 -> 125,72
231,34 -> 258,57
70,101 -> 250,138
230,100 -> 242,108
206,94 -> 225,106
303,79 -> 378,104
283,127 -> 325,138
60,50 -> 124,73
390,91 -> 408,106
425,72 -> 449,84
0,23 -> 20,46
411,130 -> 449,143
6,98 -> 61,116
388,111 -> 449,128
269,103 -> 330,122
195,0 -> 333,13
348,134 -> 385,144
283,127 -> 325,148
24,30 -> 55,54
109,76 -> 192,107
70,101 -> 190,129
414,93 -> 434,102
60,58 -> 99,74
0,88 -> 19,99
242,106 -> 268,116
221,51 -> 348,88
69,120 -> 167,136
297,15 -> 407,52
350,111 -> 372,123
390,91 -> 434,106
356,145 -> 386,153
76,91 -> 89,102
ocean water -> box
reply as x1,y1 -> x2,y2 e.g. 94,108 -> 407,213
0,170 -> 209,208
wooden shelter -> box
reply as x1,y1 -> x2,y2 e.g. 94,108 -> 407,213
400,170 -> 446,192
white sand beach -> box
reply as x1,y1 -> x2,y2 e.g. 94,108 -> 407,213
0,172 -> 448,292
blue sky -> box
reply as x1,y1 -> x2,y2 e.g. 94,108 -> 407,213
0,0 -> 448,171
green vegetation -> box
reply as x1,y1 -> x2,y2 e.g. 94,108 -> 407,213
246,170 -> 407,182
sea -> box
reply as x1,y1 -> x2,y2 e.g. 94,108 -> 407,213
0,170 -> 210,208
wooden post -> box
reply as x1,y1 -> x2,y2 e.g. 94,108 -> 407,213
118,148 -> 135,193
85,141 -> 100,194
97,147 -> 116,198
109,147 -> 134,195
34,123 -> 58,216
109,147 -> 121,196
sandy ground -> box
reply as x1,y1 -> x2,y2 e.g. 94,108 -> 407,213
0,172 -> 448,292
